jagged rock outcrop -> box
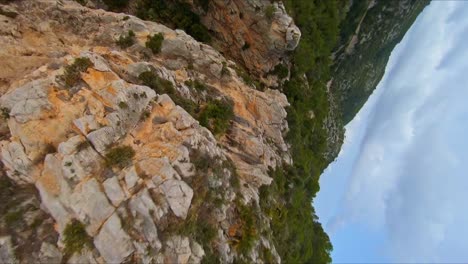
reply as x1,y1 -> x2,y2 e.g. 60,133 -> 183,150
0,0 -> 290,262
188,0 -> 301,76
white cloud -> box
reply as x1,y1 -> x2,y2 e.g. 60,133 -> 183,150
324,1 -> 468,262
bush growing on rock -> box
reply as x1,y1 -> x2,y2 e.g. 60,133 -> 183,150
105,145 -> 135,167
138,71 -> 175,95
265,5 -> 276,21
1,107 -> 10,119
146,33 -> 164,54
184,79 -> 206,92
272,63 -> 289,79
136,0 -> 211,43
103,0 -> 129,10
139,71 -> 198,116
63,220 -> 92,255
58,57 -> 93,88
116,30 -> 135,49
199,99 -> 234,136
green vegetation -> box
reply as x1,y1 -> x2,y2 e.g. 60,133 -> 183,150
63,220 -> 92,255
198,99 -> 234,136
138,71 -> 175,95
271,63 -> 289,79
116,30 -> 135,49
136,0 -> 211,43
1,107 -> 9,119
105,145 -> 135,167
138,70 -> 198,115
118,101 -> 128,109
235,200 -> 259,255
4,209 -> 23,225
103,0 -> 129,10
73,0 -> 87,6
139,71 -> 234,136
242,42 -> 250,51
184,79 -> 207,92
331,0 -> 430,123
58,57 -> 93,88
0,7 -> 18,18
255,1 -> 349,263
265,5 -> 276,21
158,149 -> 239,262
146,33 -> 164,54
221,62 -> 230,77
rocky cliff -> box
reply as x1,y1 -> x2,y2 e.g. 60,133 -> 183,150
0,0 -> 292,263
0,0 -> 429,263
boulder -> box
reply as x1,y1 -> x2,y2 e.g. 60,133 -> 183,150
160,179 -> 193,219
69,178 -> 115,235
164,236 -> 191,264
38,242 -> 62,264
94,213 -> 134,264
103,176 -> 125,207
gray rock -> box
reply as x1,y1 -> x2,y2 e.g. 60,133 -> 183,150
38,242 -> 62,264
35,154 -> 73,232
0,237 -> 17,264
67,249 -> 98,264
0,79 -> 52,123
164,236 -> 191,264
188,240 -> 205,264
128,189 -> 162,250
124,166 -> 139,192
168,106 -> 197,130
94,213 -> 134,264
160,179 -> 193,219
73,115 -> 100,135
86,126 -> 118,154
103,177 -> 125,207
1,140 -> 34,183
70,178 -> 115,235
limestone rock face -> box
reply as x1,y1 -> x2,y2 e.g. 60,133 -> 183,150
189,0 -> 301,76
0,0 -> 289,263
94,213 -> 134,263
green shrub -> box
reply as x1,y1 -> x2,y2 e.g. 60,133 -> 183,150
63,220 -> 92,255
184,79 -> 206,92
272,63 -> 289,79
236,201 -> 259,255
1,107 -> 9,119
242,42 -> 250,51
4,210 -> 23,225
73,0 -> 87,5
199,99 -> 234,135
138,71 -> 175,95
136,0 -> 211,43
146,33 -> 164,54
221,62 -> 230,76
105,145 -> 135,167
116,30 -> 135,49
139,71 -> 198,116
265,5 -> 276,20
58,57 -> 93,88
103,0 -> 129,10
118,101 -> 128,109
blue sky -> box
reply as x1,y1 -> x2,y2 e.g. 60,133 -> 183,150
315,1 -> 468,263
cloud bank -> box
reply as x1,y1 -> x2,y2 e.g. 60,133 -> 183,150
321,1 -> 468,262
